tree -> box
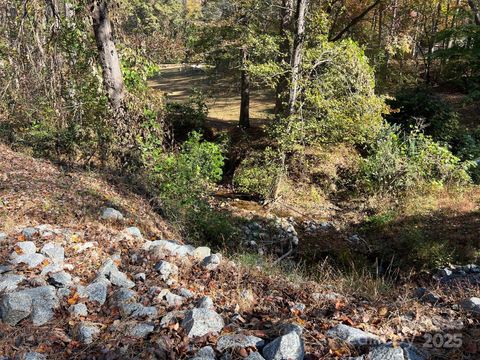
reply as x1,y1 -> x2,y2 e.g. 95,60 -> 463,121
239,46 -> 251,128
91,0 -> 125,110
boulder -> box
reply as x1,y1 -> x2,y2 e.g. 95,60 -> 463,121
97,259 -> 134,289
0,291 -> 32,325
216,334 -> 265,351
125,227 -> 142,238
368,344 -> 404,360
23,352 -> 46,360
134,272 -> 146,282
74,322 -> 101,344
40,242 -> 65,263
327,324 -> 382,347
191,346 -> 216,360
179,288 -> 194,298
69,303 -> 88,317
27,286 -> 59,325
15,241 -> 37,254
460,297 -> 480,314
154,261 -> 178,281
160,310 -> 185,327
149,240 -> 194,258
201,254 -> 221,271
11,253 -> 46,268
196,296 -> 214,309
48,271 -> 72,288
193,247 -> 211,261
182,308 -> 224,338
80,278 -> 110,305
0,274 -> 25,293
262,331 -> 304,360
131,322 -> 155,338
165,291 -> 185,307
246,353 -> 266,360
101,207 -> 124,221
0,265 -> 14,274
119,302 -> 158,319
21,227 -> 38,239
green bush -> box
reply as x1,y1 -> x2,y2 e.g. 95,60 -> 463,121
386,88 -> 460,144
165,92 -> 208,140
360,125 -> 473,194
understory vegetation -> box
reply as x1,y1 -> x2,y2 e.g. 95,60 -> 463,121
1,0 -> 480,275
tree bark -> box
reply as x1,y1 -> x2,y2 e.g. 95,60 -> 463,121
468,0 -> 480,25
288,0 -> 309,116
91,0 -> 124,110
239,46 -> 250,129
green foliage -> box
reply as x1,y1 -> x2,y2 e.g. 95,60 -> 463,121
360,126 -> 473,194
233,148 -> 283,199
165,92 -> 208,139
120,48 -> 160,92
386,88 -> 460,144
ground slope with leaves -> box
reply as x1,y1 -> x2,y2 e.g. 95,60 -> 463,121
0,145 -> 479,360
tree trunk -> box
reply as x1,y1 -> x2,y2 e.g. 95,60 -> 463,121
288,0 -> 309,115
274,0 -> 294,117
468,0 -> 480,25
239,46 -> 250,129
91,0 -> 124,110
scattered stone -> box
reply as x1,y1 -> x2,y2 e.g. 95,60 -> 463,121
57,287 -> 71,298
413,288 -> 441,304
154,261 -> 178,281
119,302 -> 158,319
460,297 -> 480,314
327,324 -> 382,347
111,288 -> 137,306
165,291 -> 185,307
368,344 -> 404,360
97,259 -> 134,289
0,232 -> 6,242
277,323 -> 304,336
182,308 -> 224,338
201,254 -> 221,271
10,243 -> 45,268
48,271 -> 72,288
134,272 -> 146,282
262,331 -> 304,360
0,274 -> 25,293
196,296 -> 214,309
15,241 -> 37,254
191,346 -> 216,360
69,303 -> 88,317
0,265 -> 13,274
40,262 -> 64,276
125,227 -> 142,238
27,286 -> 59,325
21,227 -> 38,239
131,322 -> 155,338
149,240 -> 194,258
291,303 -> 305,313
81,278 -> 110,305
193,247 -> 211,261
216,334 -> 265,351
0,291 -> 32,325
74,322 -> 101,344
41,242 -> 64,263
437,267 -> 453,278
246,352 -> 265,360
101,207 -> 124,221
160,310 -> 185,327
179,288 -> 194,298
23,352 -> 46,360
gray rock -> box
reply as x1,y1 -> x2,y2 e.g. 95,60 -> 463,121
246,353 -> 266,360
0,291 -> 32,325
0,265 -> 13,274
21,227 -> 38,239
368,344 -> 404,360
182,308 -> 224,338
414,287 -> 441,304
327,324 -> 382,347
193,247 -> 211,261
201,254 -> 221,271
135,273 -> 146,282
262,331 -> 304,360
23,352 -> 46,360
179,288 -> 194,298
111,288 -> 137,306
82,278 -> 110,305
131,322 -> 155,338
26,286 -> 59,325
56,287 -> 71,298
165,292 -> 185,307
119,302 -> 158,319
75,322 -> 100,344
69,303 -> 88,317
150,240 -> 194,258
109,269 -> 135,289
278,323 -> 304,336
40,243 -> 64,263
11,247 -> 45,268
460,297 -> 480,314
0,274 -> 25,293
196,296 -> 214,309
125,227 -> 142,238
101,207 -> 124,221
216,334 -> 265,351
437,267 -> 453,277
48,271 -> 72,288
0,232 -> 6,242
160,310 -> 185,327
154,261 -> 178,281
190,346 -> 216,360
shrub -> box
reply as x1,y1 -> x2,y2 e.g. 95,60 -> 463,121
165,91 -> 208,140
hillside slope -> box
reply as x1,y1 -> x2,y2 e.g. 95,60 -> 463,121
0,145 -> 479,360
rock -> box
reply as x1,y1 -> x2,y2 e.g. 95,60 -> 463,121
101,207 -> 124,221
40,262 -> 63,276
414,287 -> 441,304
11,245 -> 45,268
119,303 -> 158,319
0,274 -> 25,293
182,308 -> 224,338
0,265 -> 14,274
15,241 -> 37,254
97,259 -> 134,289
40,243 -> 64,263
193,247 -> 211,261
160,310 -> 185,327
131,322 -> 155,338
216,334 -> 265,351
69,303 -> 88,317
75,322 -> 101,344
277,323 -> 304,336
291,303 -> 305,313
179,288 -> 194,298
196,296 -> 214,309
125,227 -> 142,238
201,254 -> 221,271
460,297 -> 480,314
21,227 -> 38,239
326,324 -> 382,347
57,287 -> 71,298
154,261 -> 178,281
23,352 -> 46,360
246,353 -> 266,360
262,331 -> 304,360
26,286 -> 59,325
135,272 -> 146,282
111,288 -> 137,306
150,240 -> 194,258
191,346 -> 216,360
0,232 -> 6,242
368,344 -> 404,360
165,292 -> 185,307
0,291 -> 32,325
437,267 -> 453,278
48,271 -> 72,288
82,278 -> 110,305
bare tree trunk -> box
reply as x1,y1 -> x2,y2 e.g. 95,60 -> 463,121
274,0 -> 293,117
288,0 -> 309,115
468,0 -> 480,25
91,0 -> 124,110
239,46 -> 250,129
